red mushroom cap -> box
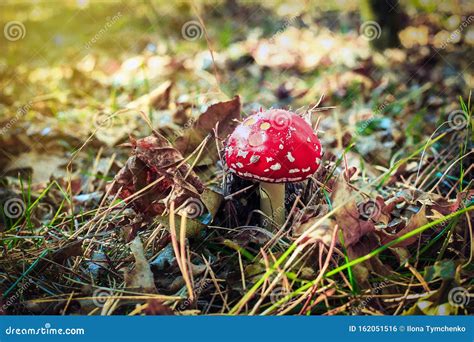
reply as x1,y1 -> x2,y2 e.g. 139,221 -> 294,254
225,109 -> 322,183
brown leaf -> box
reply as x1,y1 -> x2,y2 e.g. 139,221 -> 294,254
174,96 -> 241,160
376,189 -> 464,248
5,151 -> 67,184
35,240 -> 83,272
428,190 -> 468,215
348,234 -> 391,284
133,134 -> 203,191
109,132 -> 204,218
51,240 -> 83,264
144,299 -> 175,315
293,205 -> 336,246
379,205 -> 429,247
331,176 -> 375,247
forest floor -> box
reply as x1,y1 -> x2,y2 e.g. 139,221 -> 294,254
0,1 -> 472,315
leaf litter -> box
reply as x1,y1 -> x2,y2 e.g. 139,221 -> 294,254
0,2 -> 472,316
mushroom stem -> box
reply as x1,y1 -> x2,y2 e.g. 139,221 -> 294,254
259,182 -> 285,228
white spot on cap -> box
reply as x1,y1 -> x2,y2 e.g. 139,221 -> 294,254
302,167 -> 311,172
307,137 -> 311,143
227,146 -> 234,155
279,144 -> 284,150
236,162 -> 244,168
286,152 -> 295,162
260,122 -> 271,130
270,163 -> 281,171
266,157 -> 273,162
289,168 -> 300,174
264,168 -> 270,172
249,155 -> 260,164
315,158 -> 321,164
237,150 -> 249,158
244,117 -> 256,126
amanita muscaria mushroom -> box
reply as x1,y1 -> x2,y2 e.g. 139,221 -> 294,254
225,108 -> 322,226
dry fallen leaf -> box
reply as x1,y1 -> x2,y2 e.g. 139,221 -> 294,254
293,205 -> 335,245
109,131 -> 204,218
175,96 -> 241,163
379,205 -> 428,247
5,151 -> 67,184
144,299 -> 175,315
376,189 -> 464,247
125,235 -> 157,293
331,176 -> 375,247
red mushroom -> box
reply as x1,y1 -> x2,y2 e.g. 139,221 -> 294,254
225,108 -> 322,226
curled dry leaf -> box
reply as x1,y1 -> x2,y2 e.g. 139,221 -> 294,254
175,96 -> 241,163
109,131 -> 204,218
